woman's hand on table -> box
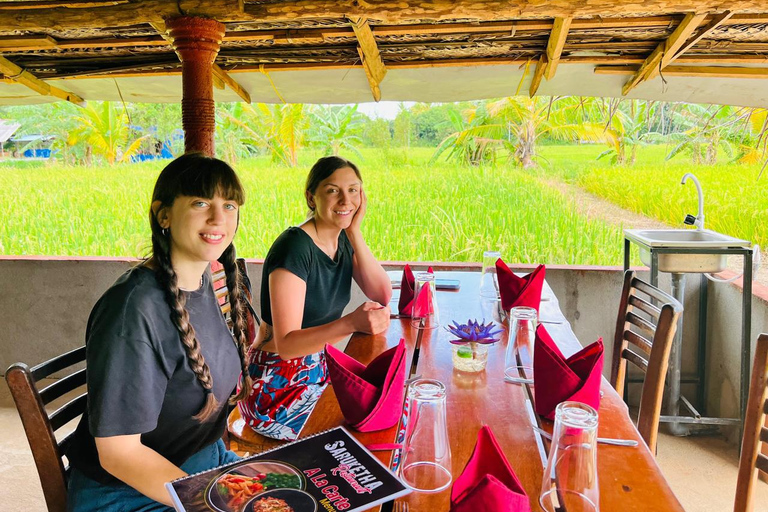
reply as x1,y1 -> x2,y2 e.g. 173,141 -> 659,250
348,301 -> 391,334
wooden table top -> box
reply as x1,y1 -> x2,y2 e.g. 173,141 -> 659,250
229,271 -> 684,512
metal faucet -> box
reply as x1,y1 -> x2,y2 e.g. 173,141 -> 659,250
681,173 -> 704,230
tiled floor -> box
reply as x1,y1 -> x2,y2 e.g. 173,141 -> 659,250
2,380 -> 767,512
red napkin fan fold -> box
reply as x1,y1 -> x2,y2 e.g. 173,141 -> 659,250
533,325 -> 604,420
324,339 -> 407,432
398,264 -> 434,316
495,259 -> 546,313
450,425 -> 531,512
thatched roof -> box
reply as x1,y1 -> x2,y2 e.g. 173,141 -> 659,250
1,1 -> 767,106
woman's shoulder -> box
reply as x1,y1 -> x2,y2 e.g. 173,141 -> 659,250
268,226 -> 314,255
92,266 -> 167,323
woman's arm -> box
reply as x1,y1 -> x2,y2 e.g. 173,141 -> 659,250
346,189 -> 392,306
95,435 -> 186,506
268,269 -> 390,360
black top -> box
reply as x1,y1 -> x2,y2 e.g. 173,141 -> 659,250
260,227 -> 354,328
67,266 -> 241,485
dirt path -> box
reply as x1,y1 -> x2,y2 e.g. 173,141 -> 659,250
543,179 -> 767,288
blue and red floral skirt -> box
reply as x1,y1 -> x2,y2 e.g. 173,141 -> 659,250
238,349 -> 328,441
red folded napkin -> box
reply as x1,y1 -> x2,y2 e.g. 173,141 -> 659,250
495,259 -> 546,313
398,264 -> 434,316
533,325 -> 603,420
450,425 -> 531,512
324,339 -> 407,432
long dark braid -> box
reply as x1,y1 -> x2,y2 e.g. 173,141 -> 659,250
218,243 -> 253,403
152,229 -> 218,421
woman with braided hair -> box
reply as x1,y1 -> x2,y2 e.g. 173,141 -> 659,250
66,153 -> 252,511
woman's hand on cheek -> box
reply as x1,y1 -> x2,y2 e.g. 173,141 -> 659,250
345,188 -> 367,236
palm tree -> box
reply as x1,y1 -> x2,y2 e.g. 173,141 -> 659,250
308,105 -> 364,159
433,96 -> 605,168
71,102 -> 147,165
220,102 -> 308,166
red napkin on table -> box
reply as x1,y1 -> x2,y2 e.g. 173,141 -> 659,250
398,264 -> 434,316
450,425 -> 531,512
495,259 -> 546,313
533,324 -> 604,420
324,339 -> 407,432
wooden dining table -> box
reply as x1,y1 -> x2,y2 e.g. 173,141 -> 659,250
228,271 -> 685,511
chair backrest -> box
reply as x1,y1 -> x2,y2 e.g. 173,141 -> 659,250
734,333 -> 768,512
5,345 -> 86,512
610,270 -> 683,454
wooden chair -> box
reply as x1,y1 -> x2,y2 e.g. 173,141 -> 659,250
610,270 -> 683,454
734,333 -> 768,512
5,346 -> 87,512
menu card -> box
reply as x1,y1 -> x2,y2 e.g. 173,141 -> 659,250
166,427 -> 410,512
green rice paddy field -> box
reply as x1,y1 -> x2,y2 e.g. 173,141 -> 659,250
1,145 -> 765,265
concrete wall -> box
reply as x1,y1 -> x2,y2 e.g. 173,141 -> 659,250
2,257 -> 766,443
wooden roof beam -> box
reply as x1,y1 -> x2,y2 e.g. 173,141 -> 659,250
0,0 -> 127,10
665,11 -> 734,67
622,12 -> 708,95
212,63 -> 250,102
529,54 -> 547,96
544,16 -> 572,80
2,1 -> 763,34
348,15 -> 386,102
0,55 -> 84,104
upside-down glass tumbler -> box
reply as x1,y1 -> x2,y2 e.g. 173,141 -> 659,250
504,306 -> 538,384
539,401 -> 600,512
401,379 -> 452,493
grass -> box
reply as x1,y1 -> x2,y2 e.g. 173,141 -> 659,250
3,144 -> 763,264
0,148 -> 626,265
536,144 -> 768,250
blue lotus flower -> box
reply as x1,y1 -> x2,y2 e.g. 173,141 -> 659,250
446,319 -> 502,345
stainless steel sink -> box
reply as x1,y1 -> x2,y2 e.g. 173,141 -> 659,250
624,229 -> 751,273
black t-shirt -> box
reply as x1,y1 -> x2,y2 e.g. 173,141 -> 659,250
260,227 -> 354,328
66,266 -> 241,485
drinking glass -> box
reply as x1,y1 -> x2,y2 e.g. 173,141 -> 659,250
539,402 -> 600,512
504,306 -> 538,384
401,379 -> 452,493
479,250 -> 501,299
411,272 -> 439,329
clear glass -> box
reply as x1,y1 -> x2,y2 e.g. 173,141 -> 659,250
479,250 -> 501,299
504,306 -> 538,384
451,343 -> 489,372
540,402 -> 600,512
401,379 -> 452,493
411,273 -> 439,329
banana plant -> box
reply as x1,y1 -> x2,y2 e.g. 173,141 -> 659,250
71,102 -> 147,165
307,105 -> 364,159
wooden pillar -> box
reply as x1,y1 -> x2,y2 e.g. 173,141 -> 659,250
166,16 -> 224,157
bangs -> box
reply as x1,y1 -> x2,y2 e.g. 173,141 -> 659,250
177,162 -> 245,205
154,154 -> 245,205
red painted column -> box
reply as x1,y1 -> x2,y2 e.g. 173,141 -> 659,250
166,16 -> 225,157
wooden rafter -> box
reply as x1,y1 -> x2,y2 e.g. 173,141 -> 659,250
1,1 -> 763,33
597,65 -> 768,79
348,15 -> 387,102
544,16 -> 572,80
622,13 -> 708,95
665,11 -> 734,67
0,55 -> 84,104
0,0 -> 127,10
529,54 -> 547,97
212,64 -> 251,102
0,35 -> 57,50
